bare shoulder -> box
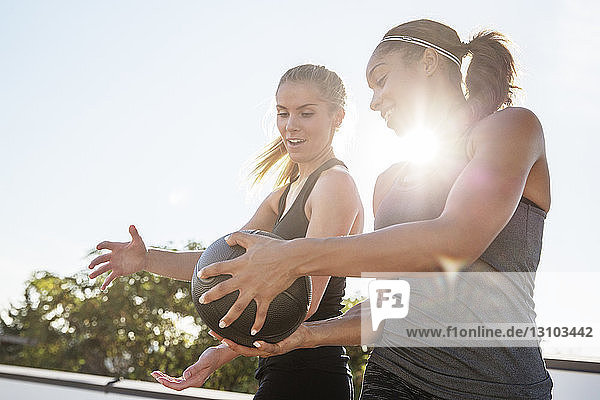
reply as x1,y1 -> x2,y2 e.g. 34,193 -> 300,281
313,166 -> 360,197
375,162 -> 408,189
373,162 -> 408,215
468,107 -> 544,157
307,166 -> 361,209
304,166 -> 362,228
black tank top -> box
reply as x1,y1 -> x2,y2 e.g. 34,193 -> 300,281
255,158 -> 351,379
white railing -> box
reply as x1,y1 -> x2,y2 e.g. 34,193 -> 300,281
0,364 -> 253,400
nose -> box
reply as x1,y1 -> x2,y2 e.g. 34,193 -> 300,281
370,90 -> 381,112
286,115 -> 300,132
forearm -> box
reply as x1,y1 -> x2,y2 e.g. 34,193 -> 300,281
292,218 -> 463,277
215,343 -> 240,363
145,248 -> 203,281
303,300 -> 379,347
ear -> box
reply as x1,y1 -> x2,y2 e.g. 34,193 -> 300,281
334,108 -> 345,128
421,48 -> 440,77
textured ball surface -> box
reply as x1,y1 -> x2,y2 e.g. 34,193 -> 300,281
191,230 -> 311,347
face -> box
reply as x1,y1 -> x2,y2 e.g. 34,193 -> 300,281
366,50 -> 428,135
275,81 -> 341,164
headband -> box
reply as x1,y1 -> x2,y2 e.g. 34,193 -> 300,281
380,35 -> 461,68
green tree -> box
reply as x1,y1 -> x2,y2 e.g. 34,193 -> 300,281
341,296 -> 371,400
0,241 -> 258,393
0,241 -> 370,397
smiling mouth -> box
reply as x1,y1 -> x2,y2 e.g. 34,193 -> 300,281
287,138 -> 306,146
382,108 -> 395,123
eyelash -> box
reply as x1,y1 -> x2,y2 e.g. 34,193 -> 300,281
277,112 -> 315,117
376,75 -> 387,87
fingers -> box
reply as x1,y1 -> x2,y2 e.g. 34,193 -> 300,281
129,225 -> 142,242
224,231 -> 263,249
220,338 -> 261,356
217,293 -> 253,328
151,371 -> 188,391
197,266 -> 238,301
153,363 -> 211,390
208,330 -> 223,341
182,365 -> 195,380
210,331 -> 277,357
96,240 -> 127,251
251,340 -> 280,354
182,358 -> 209,381
152,371 -> 182,383
251,300 -> 270,335
89,263 -> 113,279
198,258 -> 236,280
88,253 -> 111,269
220,338 -> 275,357
101,271 -> 118,290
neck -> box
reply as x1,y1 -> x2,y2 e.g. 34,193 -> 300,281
296,147 -> 335,182
422,87 -> 472,148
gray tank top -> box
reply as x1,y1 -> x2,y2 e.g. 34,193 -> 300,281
370,159 -> 553,399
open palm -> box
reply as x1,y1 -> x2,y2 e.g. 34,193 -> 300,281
88,225 -> 147,290
151,345 -> 229,391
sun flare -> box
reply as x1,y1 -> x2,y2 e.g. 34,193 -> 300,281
378,128 -> 440,166
399,128 -> 440,164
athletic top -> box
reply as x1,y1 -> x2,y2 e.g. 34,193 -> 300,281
370,160 -> 553,399
255,158 -> 351,379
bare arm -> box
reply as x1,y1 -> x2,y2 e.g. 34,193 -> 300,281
153,300 -> 375,389
303,299 -> 377,347
300,168 -> 362,320
213,299 -> 381,358
152,342 -> 240,390
244,168 -> 363,333
145,249 -> 203,281
88,187 -> 283,286
292,108 -> 545,277
199,108 -> 547,329
150,187 -> 284,281
145,189 -> 285,389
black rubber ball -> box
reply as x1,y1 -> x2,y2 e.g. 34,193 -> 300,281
191,230 -> 311,347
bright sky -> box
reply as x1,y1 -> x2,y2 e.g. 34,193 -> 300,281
1,1 -> 599,359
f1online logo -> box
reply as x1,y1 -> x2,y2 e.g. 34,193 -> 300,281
368,280 -> 410,331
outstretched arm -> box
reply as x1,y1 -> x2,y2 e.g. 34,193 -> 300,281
226,167 -> 363,333
151,342 -> 238,390
88,187 -> 284,287
215,300 -> 380,358
293,108 -> 546,276
199,108 -> 547,330
150,299 -> 376,390
87,225 -> 203,285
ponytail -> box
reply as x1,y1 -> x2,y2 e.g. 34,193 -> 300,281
374,20 -> 520,122
464,31 -> 518,120
250,136 -> 299,188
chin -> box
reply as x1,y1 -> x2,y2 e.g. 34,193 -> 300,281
390,124 -> 407,137
386,117 -> 401,134
389,119 -> 413,137
287,153 -> 305,164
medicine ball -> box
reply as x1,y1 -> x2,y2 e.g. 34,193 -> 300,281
191,230 -> 311,347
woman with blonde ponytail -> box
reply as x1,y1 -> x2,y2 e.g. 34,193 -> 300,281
88,64 -> 364,400
201,19 -> 553,399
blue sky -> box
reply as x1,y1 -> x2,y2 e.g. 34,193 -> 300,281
1,0 -> 599,359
